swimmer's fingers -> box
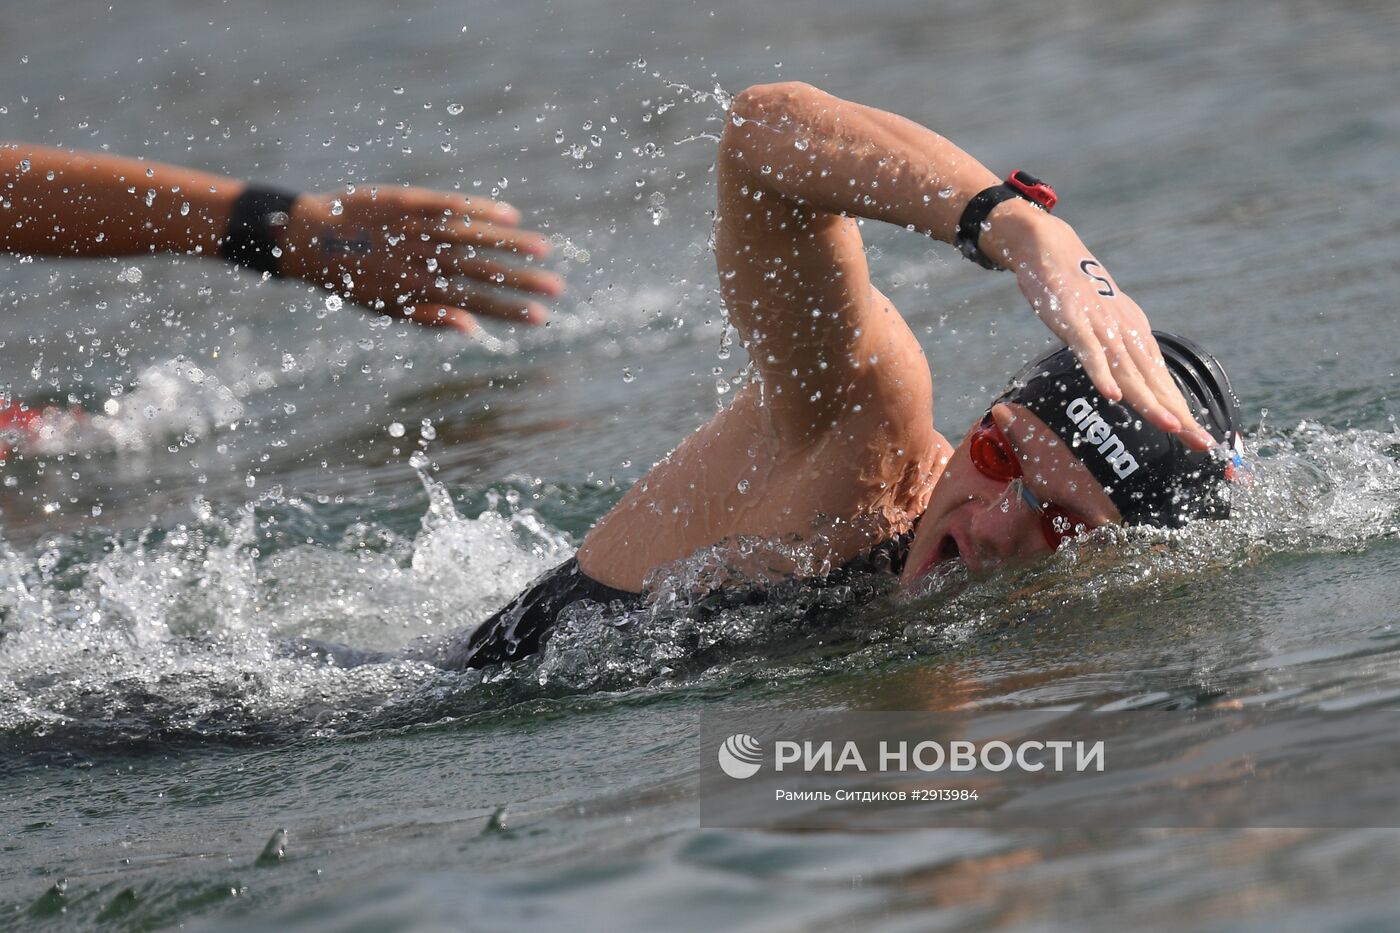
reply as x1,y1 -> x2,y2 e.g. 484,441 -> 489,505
1121,326 -> 1215,450
1022,269 -> 1124,403
399,303 -> 480,334
1108,294 -> 1210,443
1100,327 -> 1183,435
1063,319 -> 1121,404
389,188 -> 524,228
419,219 -> 552,259
419,279 -> 549,326
435,253 -> 565,297
1092,297 -> 1213,451
1078,294 -> 1191,439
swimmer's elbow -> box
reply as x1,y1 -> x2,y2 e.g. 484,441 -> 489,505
729,82 -> 822,126
722,82 -> 825,163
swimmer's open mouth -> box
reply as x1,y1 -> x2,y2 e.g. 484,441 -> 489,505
914,533 -> 963,581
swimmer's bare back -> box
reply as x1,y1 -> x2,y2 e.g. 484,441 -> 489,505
578,82 -> 1211,593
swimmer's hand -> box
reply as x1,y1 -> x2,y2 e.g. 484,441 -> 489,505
278,187 -> 563,335
992,209 -> 1215,452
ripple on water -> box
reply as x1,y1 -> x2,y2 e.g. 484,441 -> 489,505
2,421 -> 1399,750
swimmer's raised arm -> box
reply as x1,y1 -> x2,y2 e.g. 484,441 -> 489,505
718,82 -> 1212,450
0,143 -> 563,334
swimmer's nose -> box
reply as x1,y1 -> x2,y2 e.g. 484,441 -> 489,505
964,486 -> 1042,573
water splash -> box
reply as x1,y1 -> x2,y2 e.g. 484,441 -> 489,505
2,421 -> 1396,746
0,470 -> 570,746
3,358 -> 246,461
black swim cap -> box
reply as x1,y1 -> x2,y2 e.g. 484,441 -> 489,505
994,331 -> 1244,528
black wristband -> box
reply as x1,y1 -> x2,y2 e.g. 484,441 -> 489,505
222,186 -> 298,277
954,171 -> 1056,271
954,185 -> 1023,270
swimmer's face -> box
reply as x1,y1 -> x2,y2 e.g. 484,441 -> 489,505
900,402 -> 1122,586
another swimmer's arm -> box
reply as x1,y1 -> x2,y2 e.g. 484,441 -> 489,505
0,143 -> 244,258
0,142 -> 564,334
725,83 -> 1213,448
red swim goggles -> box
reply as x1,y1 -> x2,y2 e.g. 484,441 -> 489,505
969,415 -> 1091,550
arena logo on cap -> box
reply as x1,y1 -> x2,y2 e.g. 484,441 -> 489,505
1066,397 -> 1139,478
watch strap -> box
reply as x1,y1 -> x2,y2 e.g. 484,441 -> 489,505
222,186 -> 298,276
954,170 -> 1056,270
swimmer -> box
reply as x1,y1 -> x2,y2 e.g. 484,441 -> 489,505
447,83 -> 1244,669
0,143 -> 564,336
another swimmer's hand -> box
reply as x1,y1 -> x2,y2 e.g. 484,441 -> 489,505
989,207 -> 1215,452
278,187 -> 563,335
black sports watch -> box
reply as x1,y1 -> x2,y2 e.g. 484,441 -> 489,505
954,170 -> 1057,270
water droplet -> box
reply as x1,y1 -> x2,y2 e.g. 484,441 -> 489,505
622,368 -> 634,383
324,294 -> 343,312
938,186 -> 954,199
447,102 -> 464,116
330,199 -> 344,216
392,87 -> 405,95
388,422 -> 405,438
737,480 -> 750,494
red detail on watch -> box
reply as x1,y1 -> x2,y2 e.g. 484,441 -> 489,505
1005,170 -> 1057,212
